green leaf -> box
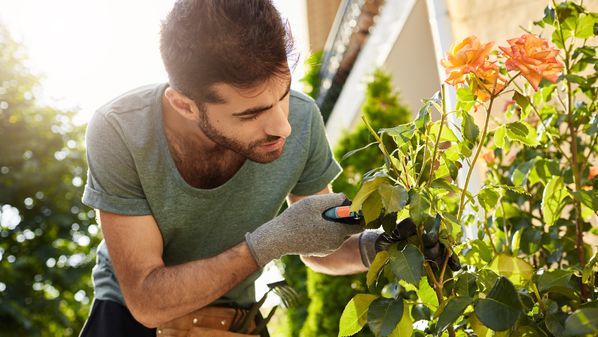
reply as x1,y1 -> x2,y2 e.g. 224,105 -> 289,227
455,273 -> 478,298
367,251 -> 390,288
388,304 -> 413,337
470,313 -> 510,337
352,175 -> 389,211
417,276 -> 439,310
408,189 -> 431,226
377,184 -> 409,213
390,244 -> 424,286
494,125 -> 507,149
583,253 -> 598,286
341,141 -> 379,161
436,297 -> 474,334
488,253 -> 534,286
457,87 -> 476,112
511,159 -> 537,186
564,308 -> 598,336
474,277 -> 522,331
381,123 -> 416,148
542,176 -> 569,226
572,190 -> 597,211
529,159 -> 560,186
505,121 -> 539,146
339,294 -> 379,337
367,298 -> 404,337
478,187 -> 501,212
537,270 -> 573,293
575,13 -> 596,39
462,112 -> 480,144
363,192 -> 384,224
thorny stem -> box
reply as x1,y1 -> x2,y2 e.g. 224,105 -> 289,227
553,0 -> 589,300
457,95 -> 496,222
428,85 -> 448,186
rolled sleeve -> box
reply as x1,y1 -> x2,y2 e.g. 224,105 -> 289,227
82,111 -> 150,216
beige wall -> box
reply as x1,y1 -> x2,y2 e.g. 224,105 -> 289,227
382,0 -> 440,116
305,0 -> 342,52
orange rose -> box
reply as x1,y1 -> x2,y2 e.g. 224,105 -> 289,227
589,166 -> 598,180
481,149 -> 495,164
441,36 -> 495,86
472,62 -> 506,101
499,34 -> 563,90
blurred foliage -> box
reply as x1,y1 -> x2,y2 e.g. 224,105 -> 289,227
332,70 -> 413,199
0,25 -> 100,336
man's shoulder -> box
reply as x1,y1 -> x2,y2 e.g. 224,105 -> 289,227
96,83 -> 167,118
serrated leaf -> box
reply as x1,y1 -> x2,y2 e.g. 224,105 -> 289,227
474,277 -> 522,331
377,184 -> 408,213
574,13 -> 596,39
436,297 -> 474,334
505,121 -> 539,146
542,177 -> 569,226
367,298 -> 404,337
462,112 -> 480,144
338,294 -> 379,337
390,244 -> 424,286
381,123 -> 416,148
478,187 -> 501,212
367,251 -> 390,288
455,273 -> 478,298
488,253 -> 534,286
564,308 -> 598,335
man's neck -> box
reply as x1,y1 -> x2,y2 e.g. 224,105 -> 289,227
161,93 -> 245,188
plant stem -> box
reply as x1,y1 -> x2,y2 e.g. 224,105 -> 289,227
457,96 -> 495,222
553,3 -> 589,300
483,209 -> 499,254
428,85 -> 448,186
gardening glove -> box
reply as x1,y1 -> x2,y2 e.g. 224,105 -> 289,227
245,193 -> 363,267
359,218 -> 417,267
422,231 -> 461,271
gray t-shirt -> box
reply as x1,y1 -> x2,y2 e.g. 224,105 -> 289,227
81,83 -> 341,307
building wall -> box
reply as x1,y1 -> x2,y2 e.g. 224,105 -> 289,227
305,0 -> 342,52
382,0 -> 440,116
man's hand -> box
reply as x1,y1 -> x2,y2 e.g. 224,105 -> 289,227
245,193 -> 363,267
359,217 -> 461,271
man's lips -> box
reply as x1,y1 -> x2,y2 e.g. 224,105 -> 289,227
259,138 -> 285,150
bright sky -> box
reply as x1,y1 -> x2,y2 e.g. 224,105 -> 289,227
0,0 -> 309,124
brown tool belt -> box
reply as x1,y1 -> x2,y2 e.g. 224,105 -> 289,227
156,306 -> 259,337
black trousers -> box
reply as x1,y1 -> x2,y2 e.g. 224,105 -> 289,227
79,299 -> 270,337
79,299 -> 155,337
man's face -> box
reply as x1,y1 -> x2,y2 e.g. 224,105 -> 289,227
198,75 -> 292,163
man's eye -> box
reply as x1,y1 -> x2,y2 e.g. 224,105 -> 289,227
240,114 -> 259,121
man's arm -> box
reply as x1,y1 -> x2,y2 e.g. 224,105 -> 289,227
287,187 -> 368,275
98,211 -> 259,328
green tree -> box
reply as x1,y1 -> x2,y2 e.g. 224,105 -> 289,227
0,25 -> 100,336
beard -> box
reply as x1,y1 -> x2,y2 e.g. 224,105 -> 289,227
198,111 -> 284,163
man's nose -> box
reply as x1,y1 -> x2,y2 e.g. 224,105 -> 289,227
265,105 -> 291,139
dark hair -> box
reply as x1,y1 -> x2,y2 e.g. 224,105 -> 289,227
160,0 -> 294,108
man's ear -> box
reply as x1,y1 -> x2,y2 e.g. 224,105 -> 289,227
164,87 -> 201,122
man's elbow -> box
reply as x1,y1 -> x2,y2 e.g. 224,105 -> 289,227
127,302 -> 164,328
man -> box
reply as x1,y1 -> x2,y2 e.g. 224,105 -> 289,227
79,1 -> 387,336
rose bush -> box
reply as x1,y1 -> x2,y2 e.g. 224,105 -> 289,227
337,1 -> 597,336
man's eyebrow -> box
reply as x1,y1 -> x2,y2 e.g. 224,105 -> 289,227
232,81 -> 292,117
